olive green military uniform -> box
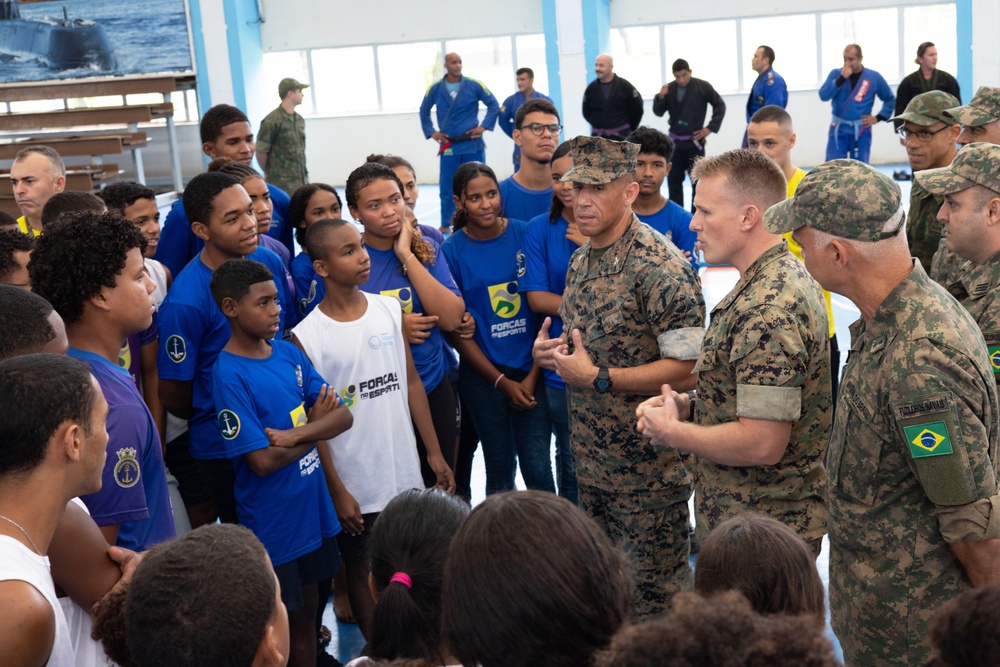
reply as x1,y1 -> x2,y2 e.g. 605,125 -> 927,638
888,91 -> 960,274
929,242 -> 968,288
692,242 -> 831,552
558,136 -> 706,620
257,107 -> 308,195
765,159 -> 1000,667
949,253 -> 1000,387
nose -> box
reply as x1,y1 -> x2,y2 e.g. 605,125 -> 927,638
242,212 -> 256,230
143,272 -> 155,295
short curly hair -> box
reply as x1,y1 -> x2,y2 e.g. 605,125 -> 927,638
182,172 -> 240,227
99,181 -> 156,216
209,259 -> 274,310
0,286 -> 57,360
626,126 -> 675,162
926,583 -> 1000,667
200,104 -> 250,144
29,212 -> 147,325
0,229 -> 33,283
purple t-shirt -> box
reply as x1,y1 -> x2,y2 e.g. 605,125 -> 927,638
70,347 -> 175,551
120,314 -> 158,391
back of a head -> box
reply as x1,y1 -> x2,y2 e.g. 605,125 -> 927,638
0,209 -> 19,229
114,524 -> 276,667
40,190 -> 106,229
596,591 -> 840,667
0,353 -> 95,478
367,489 -> 471,661
0,286 -> 57,360
926,583 -> 1000,667
694,513 -> 825,620
442,490 -> 632,667
0,228 -> 33,284
691,149 -> 787,213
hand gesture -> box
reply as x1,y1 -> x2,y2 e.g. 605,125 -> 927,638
402,312 -> 439,344
333,488 -> 364,535
551,329 -> 597,388
533,317 -> 566,371
455,311 -> 477,339
428,454 -> 456,493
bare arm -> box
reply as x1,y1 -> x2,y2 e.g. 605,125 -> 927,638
140,339 -> 167,450
49,501 -> 121,612
404,337 -> 455,492
244,442 -> 316,477
0,581 -> 55,667
525,290 -> 562,318
316,440 -> 365,535
255,151 -> 269,171
951,538 -> 1000,587
395,222 -> 465,330
158,379 -> 193,420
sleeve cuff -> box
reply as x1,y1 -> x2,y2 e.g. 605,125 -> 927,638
935,496 -> 1000,542
657,327 -> 704,361
736,384 -> 802,422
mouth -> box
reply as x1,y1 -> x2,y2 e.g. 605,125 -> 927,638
241,233 -> 258,246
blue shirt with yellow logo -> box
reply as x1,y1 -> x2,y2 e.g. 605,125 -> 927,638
442,219 -> 538,372
360,239 -> 460,394
211,340 -> 341,566
69,347 -> 175,551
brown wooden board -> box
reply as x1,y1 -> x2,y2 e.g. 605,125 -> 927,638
0,77 -> 178,102
0,133 -> 147,160
0,103 -> 172,131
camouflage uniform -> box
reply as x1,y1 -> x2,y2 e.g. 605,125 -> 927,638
258,80 -> 309,196
766,159 -> 1000,667
693,242 -> 831,552
917,142 -> 1000,388
558,136 -> 706,620
888,90 -> 960,274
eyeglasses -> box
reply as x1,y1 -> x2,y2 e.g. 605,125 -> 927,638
519,123 -> 563,136
897,125 -> 952,142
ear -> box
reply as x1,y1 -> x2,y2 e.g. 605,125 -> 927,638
947,125 -> 962,142
623,180 -> 640,207
348,206 -> 359,222
986,195 -> 1000,227
191,221 -> 211,242
312,258 -> 330,279
58,421 -> 84,464
828,237 -> 849,267
368,571 -> 380,603
89,286 -> 113,314
740,204 -> 762,232
664,162 -> 672,175
251,623 -> 286,667
202,142 -> 217,159
221,296 -> 239,318
513,128 -> 523,147
452,193 -> 462,208
55,175 -> 67,192
788,132 -> 797,150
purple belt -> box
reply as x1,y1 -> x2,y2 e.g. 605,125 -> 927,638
669,132 -> 703,150
593,123 -> 631,138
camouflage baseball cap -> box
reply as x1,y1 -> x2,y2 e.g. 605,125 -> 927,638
914,142 -> 1000,195
889,90 -> 961,126
560,136 -> 639,184
943,86 -> 1000,126
278,77 -> 309,99
764,159 -> 904,242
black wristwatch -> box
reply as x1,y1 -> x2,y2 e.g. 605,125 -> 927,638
593,367 -> 612,394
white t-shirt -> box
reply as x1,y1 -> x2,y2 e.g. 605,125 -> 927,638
0,535 -> 76,666
293,294 -> 424,513
145,258 -> 169,309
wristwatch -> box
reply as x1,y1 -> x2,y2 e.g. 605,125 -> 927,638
593,367 -> 612,394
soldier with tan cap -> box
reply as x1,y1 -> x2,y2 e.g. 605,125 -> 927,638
256,77 -> 310,196
532,135 -> 705,619
945,85 -> 1000,146
765,159 -> 1000,667
916,142 -> 1000,386
888,90 -> 961,272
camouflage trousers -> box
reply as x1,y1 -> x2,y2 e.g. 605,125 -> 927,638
578,483 -> 692,620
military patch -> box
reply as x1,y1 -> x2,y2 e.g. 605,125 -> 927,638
218,409 -> 241,440
289,402 -> 307,428
380,287 -> 413,314
903,421 -> 954,458
488,281 -> 521,318
165,334 -> 186,363
114,448 -> 140,488
989,345 -> 1000,373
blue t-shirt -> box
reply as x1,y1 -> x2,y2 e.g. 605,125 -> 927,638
635,201 -> 699,269
442,220 -> 538,372
154,183 -> 292,277
359,240 -> 460,393
211,341 -> 341,566
69,348 -> 175,552
157,250 -> 288,460
499,176 -> 553,223
522,213 -> 583,389
292,250 -> 325,319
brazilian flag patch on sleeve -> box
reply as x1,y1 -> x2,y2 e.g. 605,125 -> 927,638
903,421 -> 954,458
988,345 -> 1000,373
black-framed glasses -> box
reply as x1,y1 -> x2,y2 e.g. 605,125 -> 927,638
519,123 -> 563,136
897,125 -> 951,142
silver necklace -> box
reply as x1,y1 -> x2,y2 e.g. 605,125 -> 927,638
0,514 -> 41,555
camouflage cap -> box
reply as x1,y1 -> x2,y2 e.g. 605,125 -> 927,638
889,90 -> 961,126
914,142 -> 1000,196
560,136 -> 639,184
764,159 -> 905,242
943,86 -> 1000,126
278,77 -> 309,99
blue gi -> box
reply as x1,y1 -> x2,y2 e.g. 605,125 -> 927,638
498,89 -> 553,168
420,76 -> 499,228
819,67 -> 895,164
746,67 -> 788,122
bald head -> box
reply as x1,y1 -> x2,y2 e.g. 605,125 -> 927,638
595,54 -> 614,83
444,52 -> 462,81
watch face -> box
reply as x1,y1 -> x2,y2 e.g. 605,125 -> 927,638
595,378 -> 611,393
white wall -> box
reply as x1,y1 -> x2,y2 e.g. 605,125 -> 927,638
611,0 -> 944,24
971,0 -> 1000,88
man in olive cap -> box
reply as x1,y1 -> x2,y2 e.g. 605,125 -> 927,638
916,142 -> 1000,388
765,159 -> 1000,667
256,77 -> 309,195
532,135 -> 705,619
888,90 -> 961,272
945,85 -> 1000,147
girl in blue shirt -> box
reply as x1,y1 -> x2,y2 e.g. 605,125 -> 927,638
288,183 -> 343,319
522,141 -> 581,503
346,163 -> 464,484
442,162 -> 554,495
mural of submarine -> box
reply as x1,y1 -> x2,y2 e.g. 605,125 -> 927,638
0,0 -> 116,71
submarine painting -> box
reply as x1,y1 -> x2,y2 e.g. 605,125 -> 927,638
0,0 -> 194,84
